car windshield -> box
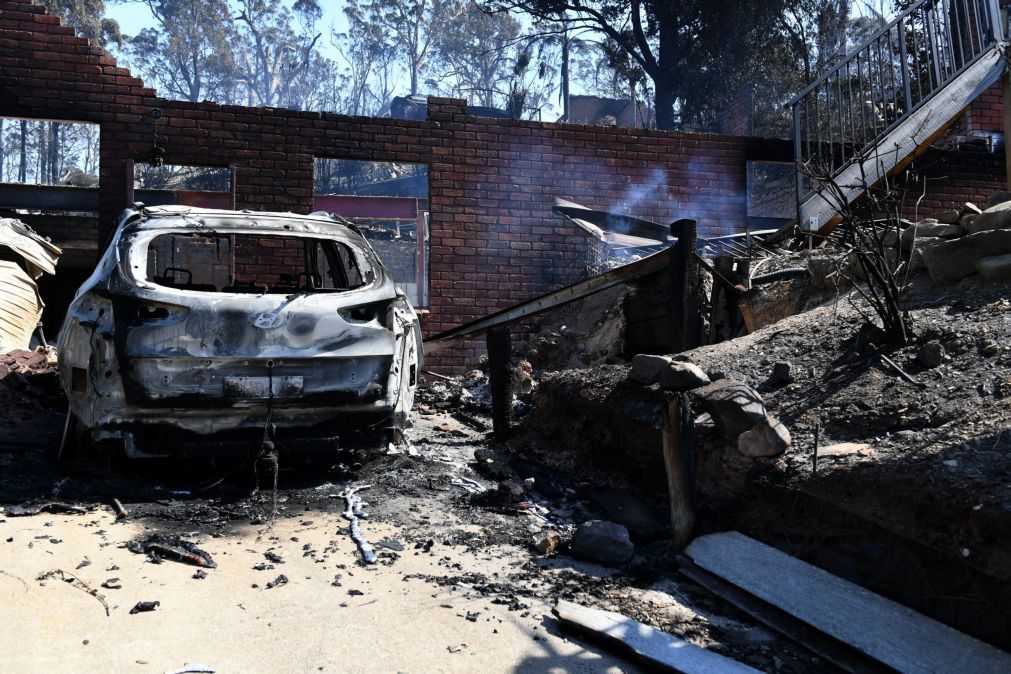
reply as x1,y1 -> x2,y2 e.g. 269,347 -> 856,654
143,232 -> 374,294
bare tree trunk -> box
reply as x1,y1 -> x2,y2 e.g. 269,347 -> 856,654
37,121 -> 46,184
49,122 -> 60,184
559,25 -> 570,121
18,119 -> 27,183
0,118 -> 4,182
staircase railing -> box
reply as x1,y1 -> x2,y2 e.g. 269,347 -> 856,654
790,0 -> 1005,224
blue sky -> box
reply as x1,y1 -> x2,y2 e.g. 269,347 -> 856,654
106,1 -> 350,41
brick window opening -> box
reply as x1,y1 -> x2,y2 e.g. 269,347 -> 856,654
135,164 -> 230,191
0,117 -> 100,188
133,163 -> 234,209
314,158 -> 428,309
144,233 -> 374,295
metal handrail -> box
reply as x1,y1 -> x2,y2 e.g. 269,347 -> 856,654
791,0 -> 1004,223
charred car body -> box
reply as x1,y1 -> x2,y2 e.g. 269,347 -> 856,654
58,206 -> 421,459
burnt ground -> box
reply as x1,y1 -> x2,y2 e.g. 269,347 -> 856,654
512,270 -> 1011,652
4,267 -> 1008,669
0,353 -> 826,672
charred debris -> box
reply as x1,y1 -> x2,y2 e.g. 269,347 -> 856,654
423,192 -> 1011,663
2,195 -> 1011,670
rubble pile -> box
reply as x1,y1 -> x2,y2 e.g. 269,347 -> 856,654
0,347 -> 60,417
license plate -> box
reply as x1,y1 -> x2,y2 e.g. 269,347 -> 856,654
223,376 -> 304,400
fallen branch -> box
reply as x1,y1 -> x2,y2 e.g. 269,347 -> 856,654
878,354 -> 925,388
111,498 -> 128,519
38,569 -> 109,616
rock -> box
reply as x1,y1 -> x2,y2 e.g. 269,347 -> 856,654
959,214 -> 978,230
513,360 -> 534,394
696,379 -> 767,442
933,209 -> 961,224
808,258 -> 840,288
570,521 -> 635,565
975,253 -> 1011,280
768,361 -> 793,386
534,530 -> 561,555
659,361 -> 710,391
986,190 -> 1011,208
921,230 -> 1011,283
473,447 -> 512,481
900,221 -> 962,245
916,341 -> 945,368
628,354 -> 673,385
964,202 -> 983,215
908,237 -> 944,271
845,251 -> 867,281
497,480 -> 526,501
881,229 -> 900,247
968,199 -> 1011,234
589,487 -> 667,540
736,416 -> 792,458
980,339 -> 1001,357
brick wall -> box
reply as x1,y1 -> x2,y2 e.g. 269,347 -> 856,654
0,1 -> 798,370
899,145 -> 1007,214
3,1 -> 1006,371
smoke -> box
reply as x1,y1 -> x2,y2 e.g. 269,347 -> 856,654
611,167 -> 669,218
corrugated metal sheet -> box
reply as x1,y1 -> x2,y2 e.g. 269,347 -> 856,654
0,217 -> 61,277
0,260 -> 42,352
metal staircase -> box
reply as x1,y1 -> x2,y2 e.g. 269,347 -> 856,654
789,0 -> 1006,236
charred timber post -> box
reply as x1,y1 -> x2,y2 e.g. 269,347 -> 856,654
487,327 -> 512,442
669,218 -> 701,353
662,392 -> 696,551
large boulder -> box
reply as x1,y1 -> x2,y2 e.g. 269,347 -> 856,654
570,521 -> 635,564
737,416 -> 792,458
932,209 -> 960,224
696,379 -> 767,442
921,230 -> 1011,283
967,200 -> 1011,234
660,361 -> 710,391
976,254 -> 1011,280
900,221 -> 962,245
629,354 -> 673,385
986,191 -> 1011,208
908,237 -> 944,271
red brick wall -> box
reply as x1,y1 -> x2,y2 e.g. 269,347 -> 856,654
231,236 -> 304,286
964,81 -> 1004,137
899,145 -> 1006,215
0,1 -> 799,370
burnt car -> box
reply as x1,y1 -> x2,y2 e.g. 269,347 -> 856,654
57,205 -> 421,459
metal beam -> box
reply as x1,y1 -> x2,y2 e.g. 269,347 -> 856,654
0,183 -> 98,211
312,195 -> 426,220
424,247 -> 673,354
553,198 -> 674,242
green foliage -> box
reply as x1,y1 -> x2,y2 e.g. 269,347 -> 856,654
123,0 -> 238,103
431,4 -> 521,107
345,0 -> 466,96
47,0 -> 121,47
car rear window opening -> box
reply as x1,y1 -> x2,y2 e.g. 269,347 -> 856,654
144,233 -> 371,294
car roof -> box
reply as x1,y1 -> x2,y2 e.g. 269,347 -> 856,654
131,206 -> 364,240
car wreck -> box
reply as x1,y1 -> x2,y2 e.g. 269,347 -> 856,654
57,205 -> 421,459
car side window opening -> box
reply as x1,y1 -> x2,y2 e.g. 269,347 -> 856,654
145,233 -> 372,294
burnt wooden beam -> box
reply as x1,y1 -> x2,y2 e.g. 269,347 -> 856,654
662,393 -> 695,551
669,218 -> 701,353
